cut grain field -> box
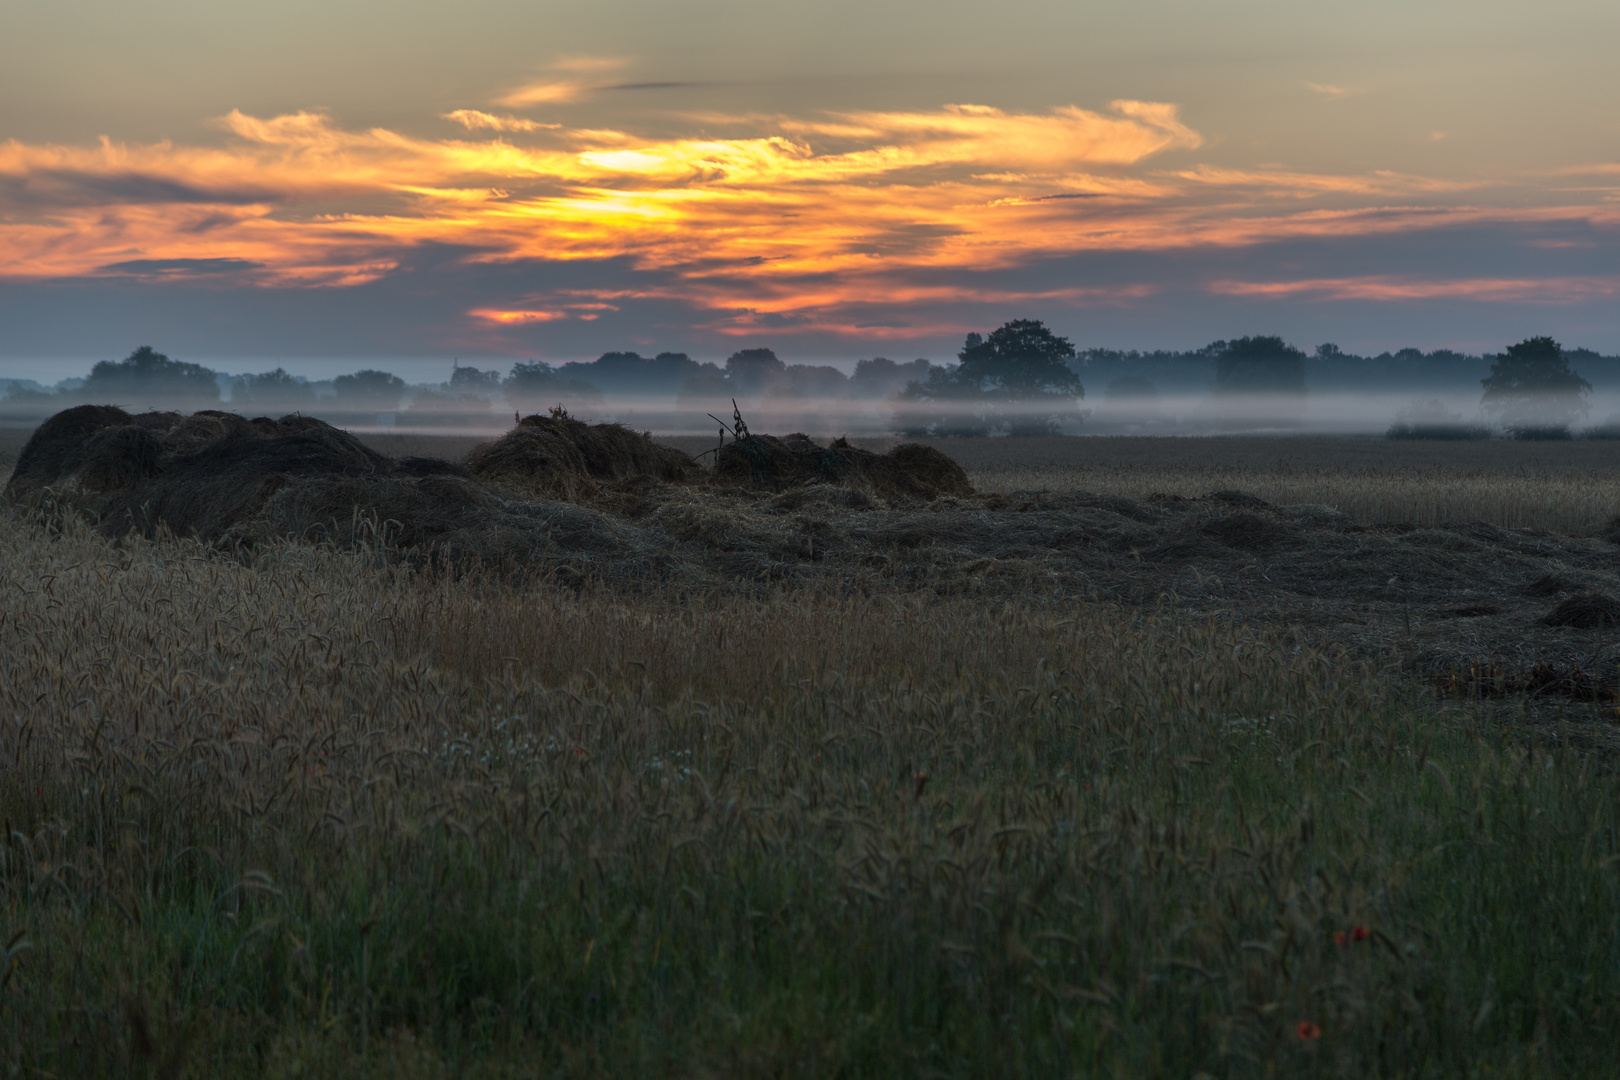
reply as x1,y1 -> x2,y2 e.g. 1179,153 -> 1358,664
2,419 -> 1618,1077
668,434 -> 1620,536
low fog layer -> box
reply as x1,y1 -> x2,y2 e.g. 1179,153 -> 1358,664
5,330 -> 1616,440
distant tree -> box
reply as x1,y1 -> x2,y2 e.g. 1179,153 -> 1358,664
674,364 -> 732,409
898,320 -> 1083,436
723,348 -> 787,395
502,361 -> 603,415
331,369 -> 407,412
231,368 -> 317,412
850,357 -> 934,400
1386,398 -> 1491,440
1214,336 -> 1306,396
1105,375 -> 1159,400
449,363 -> 503,395
1481,336 -> 1590,436
780,364 -> 850,399
2,382 -> 53,403
557,351 -> 704,398
0,381 -> 54,418
80,346 -> 220,408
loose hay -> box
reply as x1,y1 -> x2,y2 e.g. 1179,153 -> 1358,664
466,413 -> 701,501
13,406 -> 1620,690
1542,592 -> 1620,629
713,433 -> 972,499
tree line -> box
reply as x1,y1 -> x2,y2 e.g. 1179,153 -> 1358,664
1,326 -> 1607,437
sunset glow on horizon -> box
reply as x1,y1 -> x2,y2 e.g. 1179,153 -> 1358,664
4,0 -> 1620,370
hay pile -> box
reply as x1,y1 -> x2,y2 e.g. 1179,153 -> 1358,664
713,433 -> 972,499
1542,593 -> 1620,629
17,406 -> 1620,695
3,406 -> 646,576
466,413 -> 701,500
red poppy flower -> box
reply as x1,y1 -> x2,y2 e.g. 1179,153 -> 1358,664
1334,931 -> 1348,948
1297,1020 -> 1321,1040
1352,925 -> 1370,942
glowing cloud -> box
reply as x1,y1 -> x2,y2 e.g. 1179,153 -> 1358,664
494,56 -> 627,106
1210,275 -> 1620,303
2,94 -> 1615,342
443,110 -> 561,133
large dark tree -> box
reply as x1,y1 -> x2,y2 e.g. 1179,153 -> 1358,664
898,320 -> 1083,436
331,369 -> 407,412
1214,336 -> 1307,396
1481,336 -> 1590,435
80,346 -> 220,408
723,348 -> 788,395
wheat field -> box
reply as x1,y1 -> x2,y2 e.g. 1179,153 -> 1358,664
1,433 -> 1619,1076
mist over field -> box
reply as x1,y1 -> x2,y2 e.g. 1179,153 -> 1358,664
7,334 -> 1620,440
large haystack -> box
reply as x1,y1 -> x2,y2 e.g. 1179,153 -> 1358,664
2,406 -> 647,577
466,413 -> 701,500
713,433 -> 972,500
6,407 -> 389,512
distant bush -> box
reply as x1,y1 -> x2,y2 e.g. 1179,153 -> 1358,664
1580,417 -> 1620,440
1385,399 -> 1491,440
1507,424 -> 1572,441
1386,422 -> 1493,440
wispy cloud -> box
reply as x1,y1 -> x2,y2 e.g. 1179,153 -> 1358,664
442,110 -> 560,133
1210,274 -> 1620,303
494,56 -> 627,107
1306,82 -> 1363,99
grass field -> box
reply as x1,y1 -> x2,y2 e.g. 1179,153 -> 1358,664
2,427 -> 1618,1077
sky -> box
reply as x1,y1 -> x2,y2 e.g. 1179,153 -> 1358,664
3,0 -> 1620,381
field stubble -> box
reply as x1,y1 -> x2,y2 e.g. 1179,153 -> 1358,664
0,428 -> 1617,1076
832,436 -> 1620,536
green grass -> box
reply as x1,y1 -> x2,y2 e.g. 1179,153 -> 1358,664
0,511 -> 1616,1077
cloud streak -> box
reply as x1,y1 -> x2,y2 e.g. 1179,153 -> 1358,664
2,96 -> 1617,347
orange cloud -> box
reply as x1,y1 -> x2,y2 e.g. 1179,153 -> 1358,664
1210,275 -> 1620,303
494,56 -> 627,107
3,97 -> 1615,337
443,110 -> 560,133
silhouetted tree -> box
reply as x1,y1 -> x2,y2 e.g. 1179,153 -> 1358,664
898,320 -> 1083,436
723,348 -> 788,395
449,363 -> 503,394
1214,336 -> 1306,396
850,357 -> 934,400
1481,336 -> 1590,437
502,361 -> 603,415
231,368 -> 317,412
80,346 -> 220,409
331,369 -> 407,412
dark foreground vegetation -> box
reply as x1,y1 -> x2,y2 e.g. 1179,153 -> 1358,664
2,409 -> 1618,1077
